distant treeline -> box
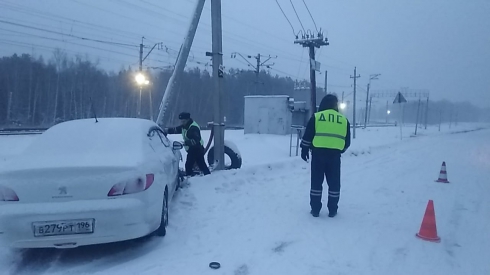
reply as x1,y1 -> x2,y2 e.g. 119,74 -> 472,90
0,51 -> 294,128
0,51 -> 488,128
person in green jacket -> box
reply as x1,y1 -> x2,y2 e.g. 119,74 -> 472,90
300,94 -> 351,218
166,112 -> 210,176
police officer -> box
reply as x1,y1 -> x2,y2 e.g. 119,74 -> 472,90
166,112 -> 211,176
300,94 -> 351,217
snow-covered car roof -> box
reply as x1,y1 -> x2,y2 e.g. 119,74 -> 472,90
1,118 -> 160,172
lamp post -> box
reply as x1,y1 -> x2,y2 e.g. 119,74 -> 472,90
135,73 -> 150,118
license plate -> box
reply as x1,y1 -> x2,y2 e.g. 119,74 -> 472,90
32,219 -> 95,237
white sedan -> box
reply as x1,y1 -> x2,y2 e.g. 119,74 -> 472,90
0,118 -> 183,249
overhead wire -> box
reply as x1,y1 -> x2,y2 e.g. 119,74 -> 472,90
0,19 -> 139,48
0,38 -> 135,66
301,0 -> 319,33
0,0 -> 382,84
0,28 -> 138,57
0,1 -> 145,43
274,0 -> 296,36
289,0 -> 306,34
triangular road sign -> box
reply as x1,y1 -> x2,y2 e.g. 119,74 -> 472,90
393,92 -> 407,104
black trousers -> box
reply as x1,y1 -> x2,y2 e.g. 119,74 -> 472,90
185,146 -> 211,176
310,152 -> 341,213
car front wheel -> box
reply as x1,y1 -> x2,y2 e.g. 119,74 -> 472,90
155,188 -> 168,237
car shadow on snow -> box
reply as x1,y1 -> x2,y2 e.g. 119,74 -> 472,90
9,234 -> 163,275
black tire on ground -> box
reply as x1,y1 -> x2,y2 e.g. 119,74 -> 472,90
207,144 -> 242,170
155,188 -> 168,237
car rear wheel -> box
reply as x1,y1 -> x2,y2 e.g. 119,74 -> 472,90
155,188 -> 168,237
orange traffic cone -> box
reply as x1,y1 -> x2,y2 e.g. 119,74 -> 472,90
416,200 -> 441,242
435,161 -> 450,183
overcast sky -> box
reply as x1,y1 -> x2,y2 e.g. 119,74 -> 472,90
1,0 -> 489,108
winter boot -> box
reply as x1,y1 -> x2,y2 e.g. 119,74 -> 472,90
310,210 -> 319,217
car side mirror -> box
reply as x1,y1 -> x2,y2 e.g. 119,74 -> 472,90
172,141 -> 183,151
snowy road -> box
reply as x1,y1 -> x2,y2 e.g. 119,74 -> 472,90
1,125 -> 489,274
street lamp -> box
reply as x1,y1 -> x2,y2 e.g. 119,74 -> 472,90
340,102 -> 347,110
387,110 -> 391,114
135,73 -> 146,85
135,73 -> 150,118
364,74 -> 380,128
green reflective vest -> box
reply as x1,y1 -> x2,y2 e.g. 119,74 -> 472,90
312,109 -> 348,150
182,121 -> 204,151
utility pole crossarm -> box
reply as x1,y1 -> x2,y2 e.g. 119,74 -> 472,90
294,31 -> 329,119
231,52 -> 277,94
260,55 -> 276,66
142,42 -> 163,63
231,52 -> 257,69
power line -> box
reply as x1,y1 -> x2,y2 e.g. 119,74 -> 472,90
275,0 -> 296,36
73,0 -> 295,59
0,0 -> 382,84
182,0 -> 294,45
301,0 -> 319,33
289,0 -> 306,34
231,52 -> 277,93
0,38 -> 135,66
0,28 -> 138,57
5,0 -> 311,69
0,2 -> 144,43
0,19 -> 139,48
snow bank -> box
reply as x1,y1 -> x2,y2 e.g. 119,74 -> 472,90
0,123 -> 489,275
47,127 -> 489,275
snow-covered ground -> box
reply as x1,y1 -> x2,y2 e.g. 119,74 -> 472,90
0,122 -> 489,275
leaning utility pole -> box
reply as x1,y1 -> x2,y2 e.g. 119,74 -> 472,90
350,67 -> 360,139
364,74 -> 380,128
230,52 -> 276,94
156,0 -> 206,126
294,32 -> 329,118
210,0 -> 225,170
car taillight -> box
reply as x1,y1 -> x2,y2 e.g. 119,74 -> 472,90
0,186 -> 19,201
107,174 -> 155,197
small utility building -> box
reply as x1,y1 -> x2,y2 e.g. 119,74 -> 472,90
244,95 -> 292,135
